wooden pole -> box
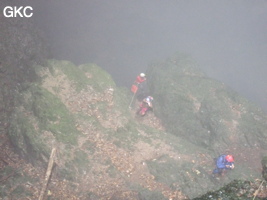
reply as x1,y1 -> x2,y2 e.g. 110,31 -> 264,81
38,148 -> 56,200
253,180 -> 265,200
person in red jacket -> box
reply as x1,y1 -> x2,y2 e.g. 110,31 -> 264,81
137,96 -> 153,116
135,73 -> 146,84
131,73 -> 146,94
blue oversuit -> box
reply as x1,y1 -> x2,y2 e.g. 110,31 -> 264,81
213,155 -> 234,174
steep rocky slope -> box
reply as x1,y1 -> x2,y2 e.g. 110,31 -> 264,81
1,2 -> 267,198
2,60 -> 189,199
147,54 -> 267,151
1,58 -> 267,199
0,0 -> 48,162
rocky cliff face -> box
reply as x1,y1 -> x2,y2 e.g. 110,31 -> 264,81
147,53 -> 267,152
193,179 -> 267,200
0,0 -> 48,144
2,58 -> 267,199
148,54 -> 267,168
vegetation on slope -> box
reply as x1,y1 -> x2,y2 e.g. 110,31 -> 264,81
0,0 -> 49,166
0,5 -> 267,197
146,53 -> 267,151
2,56 -> 267,199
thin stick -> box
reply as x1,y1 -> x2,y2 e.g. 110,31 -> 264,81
129,92 -> 136,109
253,180 -> 265,200
38,148 -> 56,200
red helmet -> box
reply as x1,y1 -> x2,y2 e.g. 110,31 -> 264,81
226,155 -> 234,162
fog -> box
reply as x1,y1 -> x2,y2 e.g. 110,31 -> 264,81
31,0 -> 267,112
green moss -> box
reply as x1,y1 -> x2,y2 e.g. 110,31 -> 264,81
0,167 -> 37,199
8,82 -> 81,166
108,119 -> 141,150
81,140 -> 96,154
95,101 -> 108,117
147,155 -> 191,186
11,185 -> 32,197
106,164 -> 119,178
73,150 -> 90,172
75,113 -> 102,131
29,85 -> 79,145
58,149 -> 91,181
113,87 -> 131,111
79,63 -> 115,90
47,60 -> 90,91
127,181 -> 167,200
86,192 -> 100,200
239,110 -> 267,148
57,167 -> 75,181
193,180 -> 263,200
262,156 -> 267,181
9,110 -> 49,162
45,60 -> 116,93
147,53 -> 267,150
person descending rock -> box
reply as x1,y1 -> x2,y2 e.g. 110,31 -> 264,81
142,96 -> 153,108
129,73 -> 149,108
135,73 -> 146,84
213,154 -> 235,176
137,96 -> 153,116
131,73 -> 146,94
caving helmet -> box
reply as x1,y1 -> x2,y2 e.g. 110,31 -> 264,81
147,96 -> 153,101
140,73 -> 146,78
225,155 -> 234,162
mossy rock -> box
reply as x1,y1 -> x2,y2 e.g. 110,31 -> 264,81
8,84 -> 80,165
192,179 -> 263,200
79,63 -> 116,90
30,86 -> 79,145
0,166 -> 37,199
8,109 -> 50,164
146,53 -> 267,150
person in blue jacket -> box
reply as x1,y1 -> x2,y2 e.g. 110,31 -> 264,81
213,154 -> 235,175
